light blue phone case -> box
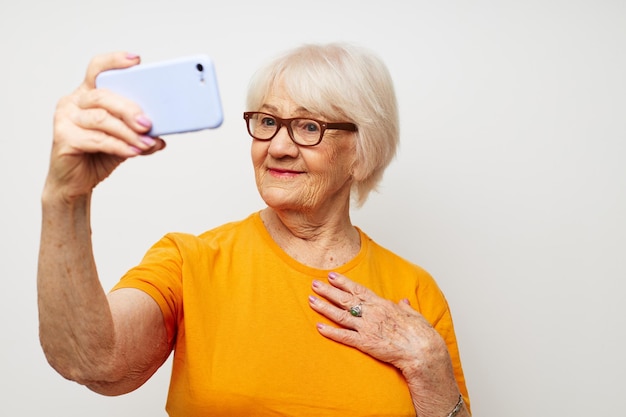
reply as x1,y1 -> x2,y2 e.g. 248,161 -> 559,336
95,54 -> 223,136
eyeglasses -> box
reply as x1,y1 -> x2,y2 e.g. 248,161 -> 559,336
243,111 -> 357,146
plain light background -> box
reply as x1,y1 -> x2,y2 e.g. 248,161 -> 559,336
1,1 -> 624,416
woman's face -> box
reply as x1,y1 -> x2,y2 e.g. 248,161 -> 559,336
250,84 -> 357,214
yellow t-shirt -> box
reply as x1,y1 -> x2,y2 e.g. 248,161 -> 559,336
114,212 -> 470,416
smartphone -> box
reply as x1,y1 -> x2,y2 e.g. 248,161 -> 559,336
95,54 -> 223,136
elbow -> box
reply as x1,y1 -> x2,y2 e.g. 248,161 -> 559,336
40,339 -> 147,396
39,332 -> 126,392
86,378 -> 146,396
42,349 -> 138,396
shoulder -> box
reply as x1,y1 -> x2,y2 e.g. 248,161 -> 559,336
129,212 -> 261,283
357,228 -> 448,312
358,227 -> 432,278
159,212 -> 260,252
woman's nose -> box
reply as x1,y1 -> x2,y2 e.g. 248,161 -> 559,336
268,124 -> 299,156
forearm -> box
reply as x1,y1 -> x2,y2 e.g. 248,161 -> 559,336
37,190 -> 118,385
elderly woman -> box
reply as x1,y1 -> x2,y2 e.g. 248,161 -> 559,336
38,43 -> 471,416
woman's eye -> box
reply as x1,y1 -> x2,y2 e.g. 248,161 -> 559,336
305,123 -> 319,132
261,117 -> 276,127
297,120 -> 319,132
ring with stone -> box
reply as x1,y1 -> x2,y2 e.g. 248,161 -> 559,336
349,303 -> 363,317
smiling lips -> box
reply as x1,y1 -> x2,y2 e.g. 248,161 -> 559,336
268,167 -> 303,178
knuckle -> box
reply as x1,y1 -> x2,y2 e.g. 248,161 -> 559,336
352,284 -> 370,300
53,99 -> 80,138
87,129 -> 108,145
86,88 -> 107,107
85,52 -> 138,88
90,108 -> 109,125
55,94 -> 73,110
78,108 -> 110,129
85,54 -> 110,84
335,310 -> 354,326
87,54 -> 103,69
54,95 -> 76,120
339,293 -> 354,305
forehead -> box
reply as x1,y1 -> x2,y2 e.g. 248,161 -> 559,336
260,82 -> 317,117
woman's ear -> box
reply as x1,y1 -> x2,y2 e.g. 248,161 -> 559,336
350,147 -> 370,182
351,161 -> 367,182
349,134 -> 367,181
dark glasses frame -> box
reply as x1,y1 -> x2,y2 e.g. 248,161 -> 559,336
243,111 -> 357,146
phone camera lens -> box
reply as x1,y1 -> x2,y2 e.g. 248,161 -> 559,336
196,63 -> 204,72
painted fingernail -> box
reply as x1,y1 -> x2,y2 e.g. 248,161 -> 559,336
312,280 -> 321,288
126,52 -> 140,60
316,323 -> 326,330
308,295 -> 318,304
136,114 -> 152,128
328,272 -> 338,280
141,135 -> 156,146
129,145 -> 142,155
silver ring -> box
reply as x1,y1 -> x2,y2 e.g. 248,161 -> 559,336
349,303 -> 363,317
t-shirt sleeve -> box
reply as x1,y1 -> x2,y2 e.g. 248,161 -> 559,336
111,234 -> 185,344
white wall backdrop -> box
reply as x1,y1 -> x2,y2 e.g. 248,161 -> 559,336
1,1 -> 624,416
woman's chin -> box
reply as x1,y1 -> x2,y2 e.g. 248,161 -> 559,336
260,189 -> 312,212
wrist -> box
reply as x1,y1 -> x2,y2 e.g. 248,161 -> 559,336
445,394 -> 464,417
42,180 -> 91,208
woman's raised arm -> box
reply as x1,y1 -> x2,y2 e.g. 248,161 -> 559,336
37,52 -> 170,395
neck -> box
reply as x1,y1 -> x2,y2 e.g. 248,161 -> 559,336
260,206 -> 361,269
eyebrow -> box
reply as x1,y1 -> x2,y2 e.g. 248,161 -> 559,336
259,104 -> 314,117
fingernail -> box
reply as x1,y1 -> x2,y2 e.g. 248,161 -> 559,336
316,323 -> 326,330
328,272 -> 338,280
141,135 -> 156,146
308,295 -> 318,303
126,52 -> 140,60
129,145 -> 142,155
136,114 -> 152,128
312,280 -> 321,288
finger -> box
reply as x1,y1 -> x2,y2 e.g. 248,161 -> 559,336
55,99 -> 153,157
74,128 -> 167,158
78,87 -> 152,133
55,119 -> 144,159
327,272 -> 370,297
315,321 -> 362,347
308,295 -> 360,330
71,128 -> 166,159
81,129 -> 150,158
73,107 -> 153,150
313,272 -> 374,308
311,280 -> 355,309
136,137 -> 167,155
83,51 -> 140,90
53,102 -> 150,159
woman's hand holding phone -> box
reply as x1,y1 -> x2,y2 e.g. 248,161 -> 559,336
46,52 -> 166,204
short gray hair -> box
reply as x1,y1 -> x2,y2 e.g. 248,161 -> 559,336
246,42 -> 399,206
